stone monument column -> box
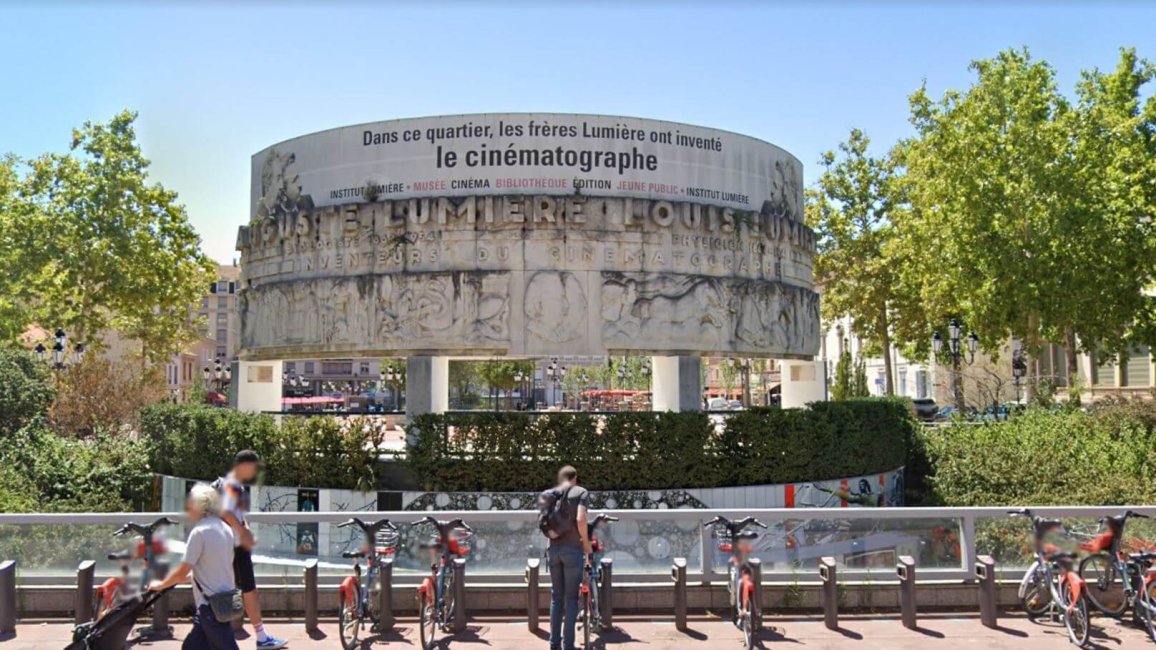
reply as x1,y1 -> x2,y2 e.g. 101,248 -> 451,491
650,356 -> 703,412
405,356 -> 449,419
236,359 -> 284,413
780,360 -> 826,409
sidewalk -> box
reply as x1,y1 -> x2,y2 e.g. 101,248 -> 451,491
4,613 -> 1153,648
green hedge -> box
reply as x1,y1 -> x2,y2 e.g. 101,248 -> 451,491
919,400 -> 1156,506
405,398 -> 915,492
139,403 -> 386,491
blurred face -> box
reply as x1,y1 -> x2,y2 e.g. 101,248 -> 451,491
185,495 -> 204,523
234,461 -> 258,483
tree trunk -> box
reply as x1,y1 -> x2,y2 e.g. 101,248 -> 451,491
1064,327 -> 1080,403
880,315 -> 895,396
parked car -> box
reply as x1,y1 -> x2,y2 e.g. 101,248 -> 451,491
727,399 -> 744,411
912,398 -> 939,421
707,397 -> 729,411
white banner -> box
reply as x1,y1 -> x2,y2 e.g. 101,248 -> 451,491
251,113 -> 802,221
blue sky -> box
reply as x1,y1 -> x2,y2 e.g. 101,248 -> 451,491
3,1 -> 1154,263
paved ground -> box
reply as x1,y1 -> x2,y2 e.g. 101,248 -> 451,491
5,613 -> 1155,649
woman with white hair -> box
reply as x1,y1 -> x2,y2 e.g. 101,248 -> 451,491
148,483 -> 240,650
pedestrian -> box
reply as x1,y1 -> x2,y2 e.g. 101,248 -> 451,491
538,465 -> 592,650
214,450 -> 288,649
148,483 -> 239,650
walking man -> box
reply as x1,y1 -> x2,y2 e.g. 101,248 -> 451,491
539,465 -> 592,650
214,450 -> 288,649
148,483 -> 239,650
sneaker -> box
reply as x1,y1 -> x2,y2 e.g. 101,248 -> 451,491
256,638 -> 288,649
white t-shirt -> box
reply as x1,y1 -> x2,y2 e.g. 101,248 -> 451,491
183,516 -> 236,607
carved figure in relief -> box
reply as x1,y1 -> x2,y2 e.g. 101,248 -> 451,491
462,275 -> 509,342
601,274 -> 726,346
525,272 -> 585,344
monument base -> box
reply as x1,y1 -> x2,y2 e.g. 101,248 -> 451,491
651,356 -> 703,412
236,360 -> 283,413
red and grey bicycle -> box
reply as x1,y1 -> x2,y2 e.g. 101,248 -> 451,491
704,515 -> 766,650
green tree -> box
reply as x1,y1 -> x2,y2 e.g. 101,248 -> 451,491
476,359 -> 534,411
16,111 -> 215,363
0,348 -> 55,434
853,359 -> 870,397
900,48 -> 1156,400
830,350 -> 854,401
807,129 -> 905,395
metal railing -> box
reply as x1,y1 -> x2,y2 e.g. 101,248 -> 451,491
2,505 -> 1151,586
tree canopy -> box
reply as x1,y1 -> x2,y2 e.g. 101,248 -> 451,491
1,111 -> 215,363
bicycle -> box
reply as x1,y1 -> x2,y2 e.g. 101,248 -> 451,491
1010,508 -> 1091,647
94,517 -> 176,622
413,516 -> 474,650
704,515 -> 767,650
577,513 -> 618,648
336,517 -> 401,650
1123,550 -> 1156,641
1077,509 -> 1150,617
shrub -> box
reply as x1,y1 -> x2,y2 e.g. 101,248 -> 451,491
139,403 -> 387,490
920,401 -> 1156,507
0,425 -> 154,512
49,354 -> 167,437
406,398 -> 913,492
0,348 -> 54,435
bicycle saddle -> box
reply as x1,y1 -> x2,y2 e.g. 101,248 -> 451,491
107,550 -> 133,561
342,550 -> 367,559
735,531 -> 759,540
1048,551 -> 1078,565
1129,552 -> 1156,562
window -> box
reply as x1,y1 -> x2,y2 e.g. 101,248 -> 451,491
322,360 -> 353,375
285,361 -> 297,373
304,362 -> 315,375
216,347 -> 227,360
1123,346 -> 1151,388
200,298 -> 208,309
216,280 -> 229,293
217,296 -> 228,309
898,367 -> 907,396
915,369 -> 930,399
359,361 -> 370,375
216,328 -> 227,342
216,312 -> 228,324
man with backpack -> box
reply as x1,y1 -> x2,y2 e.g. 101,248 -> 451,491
538,465 -> 592,650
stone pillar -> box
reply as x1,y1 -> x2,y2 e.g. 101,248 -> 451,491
236,360 -> 284,413
405,356 -> 449,419
651,356 -> 702,412
781,360 -> 825,409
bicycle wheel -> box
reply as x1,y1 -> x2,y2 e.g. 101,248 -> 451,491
93,585 -> 119,622
1079,553 -> 1126,617
1142,579 -> 1156,642
1020,565 -> 1051,618
419,588 -> 437,650
441,573 -> 457,632
338,587 -> 362,650
581,587 -> 592,648
1061,581 -> 1090,648
740,597 -> 754,649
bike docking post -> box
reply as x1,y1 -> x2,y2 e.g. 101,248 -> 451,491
897,555 -> 917,630
452,557 -> 467,633
525,558 -> 541,633
0,560 -> 13,635
749,558 -> 764,631
819,556 -> 838,630
75,560 -> 95,625
378,556 -> 395,632
976,555 -> 998,629
600,557 -> 614,629
303,559 -> 318,635
147,560 -> 172,638
672,557 -> 688,632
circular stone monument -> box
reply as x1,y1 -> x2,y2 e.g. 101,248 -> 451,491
235,113 -> 819,364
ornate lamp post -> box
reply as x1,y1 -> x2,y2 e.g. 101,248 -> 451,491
35,328 -> 84,370
1011,348 -> 1028,404
932,318 -> 978,410
380,364 -> 403,412
203,355 -> 232,394
545,358 -> 566,407
514,368 -> 528,410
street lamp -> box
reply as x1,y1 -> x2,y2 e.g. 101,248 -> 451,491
1011,349 -> 1028,404
932,318 -> 978,409
380,364 -> 403,411
36,329 -> 84,370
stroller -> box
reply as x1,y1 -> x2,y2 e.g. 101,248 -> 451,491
65,587 -> 172,650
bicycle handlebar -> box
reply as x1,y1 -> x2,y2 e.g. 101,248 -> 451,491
112,517 -> 177,538
412,516 -> 473,534
337,517 -> 399,532
702,515 -> 768,532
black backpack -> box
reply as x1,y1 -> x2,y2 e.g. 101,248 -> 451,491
538,485 -> 575,540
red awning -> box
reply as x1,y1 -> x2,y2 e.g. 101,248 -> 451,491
282,396 -> 344,405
